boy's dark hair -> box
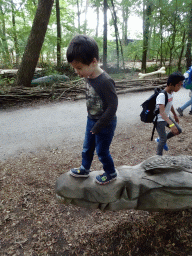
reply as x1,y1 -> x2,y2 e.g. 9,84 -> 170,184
167,71 -> 185,86
66,34 -> 99,65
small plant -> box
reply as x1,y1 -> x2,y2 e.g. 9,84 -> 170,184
0,77 -> 15,87
146,64 -> 160,73
110,73 -> 127,80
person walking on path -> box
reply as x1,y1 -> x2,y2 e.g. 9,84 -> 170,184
155,72 -> 184,155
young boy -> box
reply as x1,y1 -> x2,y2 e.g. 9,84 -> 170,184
66,34 -> 118,185
155,71 -> 185,156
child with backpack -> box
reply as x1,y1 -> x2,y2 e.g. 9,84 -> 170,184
155,71 -> 185,155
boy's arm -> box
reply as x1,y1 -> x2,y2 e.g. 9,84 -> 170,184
91,79 -> 118,134
170,105 -> 179,123
159,104 -> 179,135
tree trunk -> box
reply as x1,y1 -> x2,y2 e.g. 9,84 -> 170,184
56,0 -> 61,68
141,0 -> 152,72
186,3 -> 192,69
178,30 -> 186,72
11,0 -> 19,67
168,13 -> 177,73
77,0 -> 81,33
103,0 -> 107,71
16,0 -> 54,87
0,5 -> 11,66
159,0 -> 163,66
122,5 -> 128,45
84,0 -> 89,34
111,0 -> 119,70
96,6 -> 99,37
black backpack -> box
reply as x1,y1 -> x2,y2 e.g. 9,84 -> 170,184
140,88 -> 168,140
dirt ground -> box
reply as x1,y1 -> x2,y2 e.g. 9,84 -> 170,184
1,100 -> 192,255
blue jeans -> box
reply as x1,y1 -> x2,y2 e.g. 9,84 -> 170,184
82,116 -> 117,175
181,90 -> 192,111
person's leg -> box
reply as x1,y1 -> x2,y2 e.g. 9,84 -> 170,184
180,98 -> 192,111
95,117 -> 117,184
70,117 -> 95,177
177,91 -> 192,115
81,117 -> 96,170
166,117 -> 182,140
189,90 -> 192,113
156,121 -> 167,156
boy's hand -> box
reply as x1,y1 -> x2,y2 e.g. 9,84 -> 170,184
171,125 -> 179,135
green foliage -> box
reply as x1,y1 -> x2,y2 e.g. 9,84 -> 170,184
0,77 -> 15,88
0,0 -> 77,68
123,40 -> 143,61
146,64 -> 160,73
0,0 -> 191,70
110,73 -> 127,80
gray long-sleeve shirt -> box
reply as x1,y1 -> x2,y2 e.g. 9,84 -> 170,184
86,71 -> 118,134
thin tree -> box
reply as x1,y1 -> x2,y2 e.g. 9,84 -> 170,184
103,0 -> 108,70
178,30 -> 186,71
77,0 -> 81,33
141,0 -> 153,72
16,0 -> 54,87
186,2 -> 192,69
90,0 -> 102,37
109,0 -> 125,71
11,0 -> 19,67
159,0 -> 163,66
110,0 -> 119,70
95,0 -> 100,37
84,0 -> 89,33
121,0 -> 130,45
56,0 -> 61,68
0,4 -> 11,66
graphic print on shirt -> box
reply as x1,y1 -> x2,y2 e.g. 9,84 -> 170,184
86,82 -> 104,117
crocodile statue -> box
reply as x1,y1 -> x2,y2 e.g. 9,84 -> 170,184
55,155 -> 192,212
31,74 -> 69,85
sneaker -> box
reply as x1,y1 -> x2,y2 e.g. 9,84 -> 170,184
96,172 -> 117,185
155,138 -> 169,151
189,111 -> 192,115
176,107 -> 183,116
70,167 -> 89,178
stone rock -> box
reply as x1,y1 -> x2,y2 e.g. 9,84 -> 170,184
55,155 -> 192,212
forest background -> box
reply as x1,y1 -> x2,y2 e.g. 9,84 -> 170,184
1,1 -> 192,255
0,0 -> 192,90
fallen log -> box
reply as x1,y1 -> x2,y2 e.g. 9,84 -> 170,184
0,77 -> 168,105
31,74 -> 69,85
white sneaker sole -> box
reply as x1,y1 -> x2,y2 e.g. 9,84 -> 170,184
69,170 -> 89,178
95,175 -> 117,185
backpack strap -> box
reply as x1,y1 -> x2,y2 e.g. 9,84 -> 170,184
163,90 -> 168,107
151,89 -> 168,141
151,116 -> 157,141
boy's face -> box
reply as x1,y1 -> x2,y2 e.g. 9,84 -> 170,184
169,81 -> 183,92
173,81 -> 183,92
70,60 -> 96,78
